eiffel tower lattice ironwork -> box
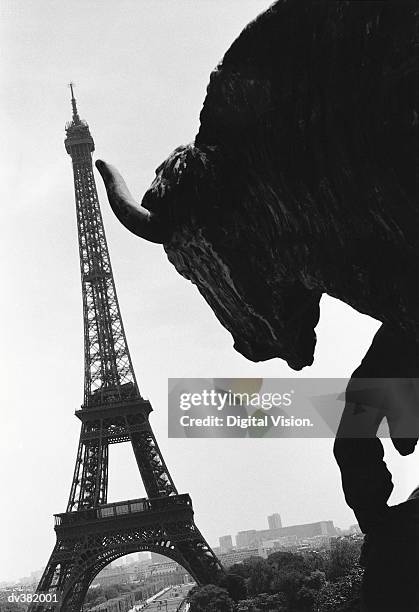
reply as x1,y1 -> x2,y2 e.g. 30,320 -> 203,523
30,86 -> 223,612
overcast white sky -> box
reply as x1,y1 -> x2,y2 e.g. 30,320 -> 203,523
1,0 -> 417,584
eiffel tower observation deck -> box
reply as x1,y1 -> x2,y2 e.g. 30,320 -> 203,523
29,87 -> 222,612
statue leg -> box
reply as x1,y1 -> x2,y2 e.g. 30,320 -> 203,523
334,324 -> 419,533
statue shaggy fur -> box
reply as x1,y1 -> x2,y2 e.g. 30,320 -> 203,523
146,1 -> 419,370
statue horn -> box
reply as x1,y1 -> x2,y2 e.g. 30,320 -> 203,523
95,160 -> 169,244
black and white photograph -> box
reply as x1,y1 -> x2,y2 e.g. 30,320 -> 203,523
1,1 -> 418,611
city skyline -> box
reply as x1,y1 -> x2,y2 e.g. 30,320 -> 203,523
2,0 -> 418,585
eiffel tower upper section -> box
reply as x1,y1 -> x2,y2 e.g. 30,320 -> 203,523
64,84 -> 139,409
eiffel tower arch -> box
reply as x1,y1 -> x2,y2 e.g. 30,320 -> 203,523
35,491 -> 219,610
30,86 -> 223,612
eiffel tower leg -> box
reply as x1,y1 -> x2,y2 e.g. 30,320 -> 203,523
164,519 -> 223,584
29,535 -> 115,612
28,537 -> 75,612
130,429 -> 177,498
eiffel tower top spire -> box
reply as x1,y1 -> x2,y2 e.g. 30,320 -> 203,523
64,86 -> 141,408
68,82 -> 81,124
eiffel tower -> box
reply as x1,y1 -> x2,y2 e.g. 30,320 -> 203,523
30,86 -> 223,611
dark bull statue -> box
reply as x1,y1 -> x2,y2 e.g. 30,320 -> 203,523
97,2 -> 419,610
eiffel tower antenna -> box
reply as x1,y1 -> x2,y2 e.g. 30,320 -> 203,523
68,82 -> 80,124
30,87 -> 223,612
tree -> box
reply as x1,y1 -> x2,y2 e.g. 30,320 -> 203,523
247,559 -> 273,597
295,570 -> 327,612
327,538 -> 362,581
266,553 -> 326,611
219,571 -> 247,601
228,562 -> 252,579
304,569 -> 326,592
188,584 -> 235,612
317,568 -> 363,612
271,566 -> 306,610
267,551 -> 307,572
238,592 -> 288,611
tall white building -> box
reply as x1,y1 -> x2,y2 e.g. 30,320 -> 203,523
268,513 -> 282,530
219,535 -> 233,554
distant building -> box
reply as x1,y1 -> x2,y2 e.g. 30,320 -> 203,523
150,560 -> 179,575
145,557 -> 192,585
236,530 -> 260,549
144,560 -> 191,588
258,520 -> 336,542
219,547 -> 261,567
232,520 -> 337,553
219,535 -> 234,554
259,535 -> 299,557
268,513 -> 282,530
